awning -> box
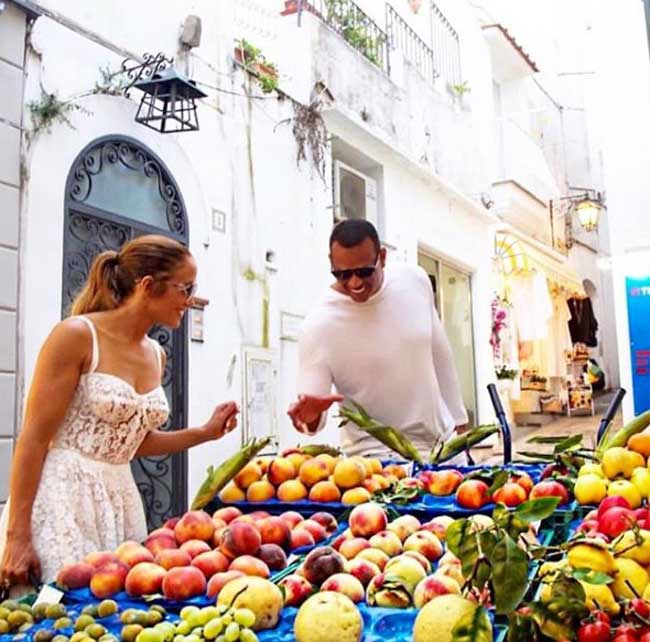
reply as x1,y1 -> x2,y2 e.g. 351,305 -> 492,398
495,231 -> 585,296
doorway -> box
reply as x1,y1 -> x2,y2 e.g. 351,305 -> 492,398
62,136 -> 189,529
418,252 -> 477,426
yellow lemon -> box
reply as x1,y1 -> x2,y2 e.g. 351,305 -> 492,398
632,467 -> 650,499
574,474 -> 608,505
611,558 -> 649,600
578,463 -> 605,478
607,479 -> 642,508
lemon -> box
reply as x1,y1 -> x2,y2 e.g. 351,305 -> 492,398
574,474 -> 608,505
294,592 -> 362,642
413,594 -> 490,642
611,558 -> 649,599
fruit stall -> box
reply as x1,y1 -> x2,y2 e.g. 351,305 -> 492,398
3,393 -> 650,642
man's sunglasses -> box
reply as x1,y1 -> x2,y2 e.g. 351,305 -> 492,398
331,256 -> 380,282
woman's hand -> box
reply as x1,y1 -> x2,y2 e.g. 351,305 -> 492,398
0,536 -> 41,590
201,401 -> 239,441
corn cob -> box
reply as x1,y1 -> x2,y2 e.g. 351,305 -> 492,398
429,424 -> 499,464
191,436 -> 272,509
595,410 -> 650,460
298,444 -> 342,457
338,401 -> 422,463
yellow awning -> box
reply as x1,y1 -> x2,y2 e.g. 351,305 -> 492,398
495,232 -> 585,296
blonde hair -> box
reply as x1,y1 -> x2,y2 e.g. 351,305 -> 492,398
70,234 -> 191,316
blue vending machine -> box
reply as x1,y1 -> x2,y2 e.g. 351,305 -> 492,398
626,276 -> 650,413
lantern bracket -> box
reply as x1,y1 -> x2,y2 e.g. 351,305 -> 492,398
121,52 -> 175,98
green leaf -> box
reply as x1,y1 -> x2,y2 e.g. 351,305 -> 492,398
452,605 -> 492,642
492,504 -> 529,541
551,576 -> 586,602
553,434 -> 583,453
570,568 -> 614,585
527,435 -> 572,444
529,598 -> 588,641
446,519 -> 480,578
506,612 -> 540,642
517,451 -> 556,461
514,497 -> 561,523
487,470 -> 509,496
490,533 -> 529,614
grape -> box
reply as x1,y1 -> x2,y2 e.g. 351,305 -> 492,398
214,636 -> 226,642
224,623 -> 240,642
180,607 -> 199,622
184,634 -> 201,642
203,618 -> 224,640
239,630 -> 258,642
220,614 -> 232,627
175,622 -> 192,636
216,606 -> 229,616
233,610 -> 255,630
173,635 -> 185,642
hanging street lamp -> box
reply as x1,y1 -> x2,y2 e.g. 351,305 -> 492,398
573,195 -> 603,233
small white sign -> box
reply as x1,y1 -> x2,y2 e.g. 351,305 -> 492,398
34,584 -> 64,606
212,208 -> 226,233
280,312 -> 304,342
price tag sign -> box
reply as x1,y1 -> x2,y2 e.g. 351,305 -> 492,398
33,584 -> 64,606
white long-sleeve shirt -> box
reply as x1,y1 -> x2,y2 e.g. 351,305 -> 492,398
297,263 -> 468,459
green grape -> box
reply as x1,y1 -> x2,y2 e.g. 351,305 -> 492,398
214,636 -> 226,642
220,614 -> 232,627
202,618 -> 223,640
216,606 -> 229,616
173,636 -> 185,642
54,617 -> 73,630
184,634 -> 201,642
232,610 -> 255,630
180,607 -> 199,622
199,607 -> 220,625
224,623 -> 240,642
97,601 -> 118,619
149,606 -> 166,617
154,622 -> 176,642
239,630 -> 257,642
74,615 -> 95,632
175,621 -> 192,636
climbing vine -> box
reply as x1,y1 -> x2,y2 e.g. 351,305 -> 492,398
26,90 -> 86,143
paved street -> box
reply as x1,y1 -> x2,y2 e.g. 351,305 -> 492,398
473,390 -> 623,465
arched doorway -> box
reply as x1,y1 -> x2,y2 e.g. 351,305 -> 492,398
62,136 -> 188,529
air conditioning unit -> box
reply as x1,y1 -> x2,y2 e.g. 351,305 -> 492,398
333,160 -> 378,227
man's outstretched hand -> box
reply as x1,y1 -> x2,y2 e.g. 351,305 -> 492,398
288,393 -> 345,434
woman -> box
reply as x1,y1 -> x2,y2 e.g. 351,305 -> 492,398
0,235 -> 239,591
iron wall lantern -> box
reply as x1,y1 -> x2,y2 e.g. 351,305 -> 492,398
133,67 -> 207,133
549,188 -> 606,250
573,196 -> 602,233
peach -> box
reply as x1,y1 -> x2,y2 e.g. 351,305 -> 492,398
349,503 -> 388,538
280,511 -> 304,528
257,543 -> 288,571
330,528 -> 354,551
89,561 -> 129,598
413,574 -> 461,608
212,517 -> 227,530
371,474 -> 391,491
290,528 -> 315,550
213,526 -> 227,548
254,456 -> 273,475
384,555 -> 426,591
117,545 -> 154,568
382,464 -> 407,480
85,551 -> 120,569
249,510 -> 271,521
420,515 -> 454,541
344,558 -> 381,586
278,574 -> 315,607
287,452 -> 310,474
163,516 -> 180,530
426,469 -> 464,496
351,456 -> 373,479
301,546 -> 345,585
124,562 -> 167,597
299,459 -> 331,487
333,459 -> 367,489
320,573 -> 365,603
234,462 -> 262,489
231,515 -> 257,526
219,482 -> 246,503
213,507 -> 242,524
369,530 -> 403,557
191,550 -> 230,579
115,540 -> 141,557
342,487 -> 371,505
366,458 -> 383,474
402,550 -> 432,573
55,562 -> 94,590
403,531 -> 443,562
267,457 -> 297,485
456,480 -> 491,509
493,482 -> 527,507
310,512 -> 339,533
355,547 -> 390,570
366,572 -> 411,608
155,548 -> 192,570
206,570 -> 246,598
309,481 -> 342,503
362,477 -> 382,493
258,516 -> 291,549
179,539 -> 211,559
298,519 -> 327,542
220,521 -> 261,559
162,566 -> 207,600
338,537 -> 370,560
174,510 -> 215,544
144,530 -> 177,556
315,453 -> 339,474
386,515 -> 421,542
228,555 -> 270,578
277,479 -> 308,502
511,472 -> 534,494
246,479 -> 276,502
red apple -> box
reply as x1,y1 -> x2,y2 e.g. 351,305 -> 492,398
529,480 -> 569,505
599,506 -> 637,538
597,496 -> 631,519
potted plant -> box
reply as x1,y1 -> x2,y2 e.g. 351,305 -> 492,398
234,38 -> 261,67
233,38 -> 279,94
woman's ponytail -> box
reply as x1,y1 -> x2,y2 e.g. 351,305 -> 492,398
69,251 -> 123,315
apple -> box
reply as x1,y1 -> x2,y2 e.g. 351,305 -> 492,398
529,480 -> 569,505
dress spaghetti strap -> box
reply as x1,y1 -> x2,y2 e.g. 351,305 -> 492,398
75,316 -> 99,373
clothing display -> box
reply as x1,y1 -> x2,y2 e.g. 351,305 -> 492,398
297,263 -> 468,461
567,296 -> 599,347
547,295 -> 573,377
508,271 -> 553,342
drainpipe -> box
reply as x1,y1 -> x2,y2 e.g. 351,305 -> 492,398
644,0 -> 650,60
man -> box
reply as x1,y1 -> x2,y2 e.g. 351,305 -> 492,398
288,219 -> 468,461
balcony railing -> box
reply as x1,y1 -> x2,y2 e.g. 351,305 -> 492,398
430,1 -> 461,87
385,4 -> 437,84
312,0 -> 389,72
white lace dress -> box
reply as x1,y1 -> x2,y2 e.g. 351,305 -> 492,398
0,316 -> 169,584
